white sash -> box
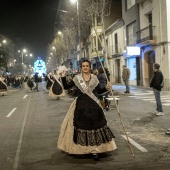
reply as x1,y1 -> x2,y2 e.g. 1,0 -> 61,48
76,75 -> 102,109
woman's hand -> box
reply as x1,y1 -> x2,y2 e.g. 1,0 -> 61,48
61,70 -> 66,77
106,82 -> 111,89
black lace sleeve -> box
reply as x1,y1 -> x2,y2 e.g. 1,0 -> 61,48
61,77 -> 75,90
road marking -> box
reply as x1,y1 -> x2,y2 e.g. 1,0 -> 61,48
121,135 -> 148,152
6,108 -> 17,117
23,95 -> 27,99
13,96 -> 31,170
163,103 -> 170,106
133,93 -> 153,95
142,99 -> 155,101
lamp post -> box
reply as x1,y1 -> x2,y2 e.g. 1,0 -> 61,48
18,49 -> 27,73
29,53 -> 33,65
70,0 -> 80,57
21,49 -> 27,65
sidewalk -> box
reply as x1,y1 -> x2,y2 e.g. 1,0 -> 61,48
112,83 -> 170,95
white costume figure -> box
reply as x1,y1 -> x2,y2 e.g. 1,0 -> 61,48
0,76 -> 8,96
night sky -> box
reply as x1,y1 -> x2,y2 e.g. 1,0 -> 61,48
0,0 -> 59,60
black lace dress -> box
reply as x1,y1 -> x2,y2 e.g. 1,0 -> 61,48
46,76 -> 53,90
0,81 -> 7,91
58,74 -> 116,154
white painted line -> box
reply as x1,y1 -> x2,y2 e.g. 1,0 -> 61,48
133,93 -> 153,95
142,99 -> 155,101
163,103 -> 170,106
121,135 -> 148,152
13,96 -> 31,170
23,95 -> 27,99
6,108 -> 17,117
129,95 -> 153,98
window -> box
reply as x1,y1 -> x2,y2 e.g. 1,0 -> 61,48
126,0 -> 135,10
97,16 -> 101,26
127,21 -> 137,45
91,36 -> 96,52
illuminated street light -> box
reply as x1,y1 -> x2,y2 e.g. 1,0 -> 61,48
58,31 -> 62,35
70,0 -> 80,58
2,40 -> 7,44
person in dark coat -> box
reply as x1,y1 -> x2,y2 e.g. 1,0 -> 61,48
150,63 -> 164,116
33,73 -> 39,91
97,66 -> 109,109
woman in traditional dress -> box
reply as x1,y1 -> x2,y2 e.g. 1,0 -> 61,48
12,75 -> 21,89
45,72 -> 53,91
49,70 -> 65,100
25,76 -> 35,91
58,60 -> 116,160
0,76 -> 8,96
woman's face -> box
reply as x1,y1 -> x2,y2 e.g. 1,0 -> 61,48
81,62 -> 90,73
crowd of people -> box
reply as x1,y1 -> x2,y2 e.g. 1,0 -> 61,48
0,60 -> 169,161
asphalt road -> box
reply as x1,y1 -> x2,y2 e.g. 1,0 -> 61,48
0,83 -> 170,170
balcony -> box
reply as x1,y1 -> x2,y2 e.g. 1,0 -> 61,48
136,26 -> 156,47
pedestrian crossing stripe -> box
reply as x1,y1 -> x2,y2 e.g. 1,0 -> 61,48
128,93 -> 170,106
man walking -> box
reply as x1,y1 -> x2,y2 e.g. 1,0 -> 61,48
122,65 -> 130,93
150,63 -> 164,116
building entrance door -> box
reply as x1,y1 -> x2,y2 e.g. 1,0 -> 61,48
115,59 -> 121,83
148,51 -> 155,82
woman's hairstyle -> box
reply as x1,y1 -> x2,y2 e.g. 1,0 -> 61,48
80,59 -> 91,68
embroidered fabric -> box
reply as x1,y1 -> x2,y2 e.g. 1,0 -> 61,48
74,94 -> 106,130
73,125 -> 115,146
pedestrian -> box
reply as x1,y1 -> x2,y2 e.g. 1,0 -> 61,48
104,67 -> 110,81
45,72 -> 53,90
33,72 -> 39,92
97,66 -> 109,109
49,70 -> 65,100
150,63 -> 164,116
122,65 -> 130,93
26,75 -> 35,91
57,59 -> 116,161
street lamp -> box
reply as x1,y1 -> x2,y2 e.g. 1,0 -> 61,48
58,31 -> 64,40
21,49 -> 27,64
29,53 -> 33,65
70,0 -> 80,52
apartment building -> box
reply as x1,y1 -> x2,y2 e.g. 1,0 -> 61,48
89,0 -> 122,70
137,0 -> 170,90
121,0 -> 170,90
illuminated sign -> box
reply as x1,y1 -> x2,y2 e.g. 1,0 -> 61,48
34,57 -> 46,76
126,46 -> 140,56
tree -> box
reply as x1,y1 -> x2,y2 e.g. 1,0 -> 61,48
0,48 -> 9,72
